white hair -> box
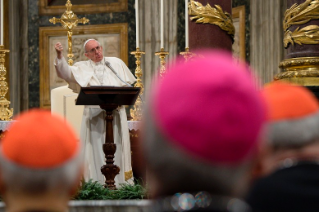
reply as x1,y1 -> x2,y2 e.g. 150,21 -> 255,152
0,150 -> 83,195
83,39 -> 101,52
267,111 -> 319,149
142,107 -> 254,197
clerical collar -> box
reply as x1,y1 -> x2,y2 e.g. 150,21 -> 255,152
153,191 -> 251,212
90,58 -> 104,66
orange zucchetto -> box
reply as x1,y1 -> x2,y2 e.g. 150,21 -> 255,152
262,82 -> 319,121
0,109 -> 80,169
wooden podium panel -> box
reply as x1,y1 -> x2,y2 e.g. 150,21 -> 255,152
76,86 -> 140,106
76,86 -> 140,189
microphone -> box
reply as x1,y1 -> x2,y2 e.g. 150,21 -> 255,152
105,61 -> 145,104
105,61 -> 132,87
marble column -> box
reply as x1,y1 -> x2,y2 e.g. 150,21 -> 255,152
137,0 -> 178,97
189,0 -> 233,52
9,0 -> 28,115
250,0 -> 286,85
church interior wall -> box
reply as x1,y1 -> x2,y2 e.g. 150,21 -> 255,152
10,0 -> 255,113
27,0 -> 137,109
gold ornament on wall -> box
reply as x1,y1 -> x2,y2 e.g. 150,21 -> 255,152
0,46 -> 13,121
284,25 -> 319,48
276,0 -> 319,85
283,0 -> 319,31
283,0 -> 319,48
189,0 -> 235,41
49,0 -> 89,65
276,57 -> 319,85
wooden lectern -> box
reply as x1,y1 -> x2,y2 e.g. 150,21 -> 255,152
76,86 -> 140,189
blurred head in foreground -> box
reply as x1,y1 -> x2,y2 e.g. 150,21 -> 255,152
0,109 -> 82,212
258,82 -> 319,175
246,82 -> 319,212
141,51 -> 266,209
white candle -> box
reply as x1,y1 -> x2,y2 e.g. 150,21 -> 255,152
160,0 -> 164,49
135,0 -> 139,48
1,0 -> 3,45
185,0 -> 189,48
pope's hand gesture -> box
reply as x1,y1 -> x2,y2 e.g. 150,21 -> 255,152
55,42 -> 63,59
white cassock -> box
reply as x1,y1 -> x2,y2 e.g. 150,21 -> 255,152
54,56 -> 136,186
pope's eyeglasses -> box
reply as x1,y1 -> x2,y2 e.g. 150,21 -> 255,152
87,46 -> 102,54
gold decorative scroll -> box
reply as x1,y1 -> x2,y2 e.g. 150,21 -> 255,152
275,57 -> 319,80
283,0 -> 319,32
283,0 -> 319,48
284,25 -> 319,47
275,70 -> 319,79
0,46 -> 13,121
130,48 -> 145,121
189,0 -> 235,40
49,0 -> 89,65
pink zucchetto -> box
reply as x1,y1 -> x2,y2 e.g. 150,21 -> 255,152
150,51 -> 266,165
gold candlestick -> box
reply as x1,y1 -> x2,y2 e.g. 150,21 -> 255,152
130,48 -> 145,121
0,46 -> 13,121
49,0 -> 89,65
180,47 -> 196,62
155,48 -> 169,78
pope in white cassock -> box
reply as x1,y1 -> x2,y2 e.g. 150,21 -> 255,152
54,39 -> 136,186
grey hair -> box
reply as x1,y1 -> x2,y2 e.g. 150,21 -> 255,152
142,107 -> 254,197
83,39 -> 101,53
267,111 -> 319,149
0,150 -> 83,195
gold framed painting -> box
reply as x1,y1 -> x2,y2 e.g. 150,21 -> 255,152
232,5 -> 246,61
39,23 -> 128,109
39,0 -> 128,15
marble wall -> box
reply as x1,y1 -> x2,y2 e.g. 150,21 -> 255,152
26,0 -> 251,109
250,0 -> 286,84
28,0 -> 136,108
136,0 -> 178,96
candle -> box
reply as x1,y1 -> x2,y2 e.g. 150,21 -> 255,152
135,0 -> 139,48
0,0 -> 2,46
160,0 -> 164,49
185,0 -> 189,48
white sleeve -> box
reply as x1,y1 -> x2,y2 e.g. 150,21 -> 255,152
118,59 -> 137,85
54,57 -> 77,83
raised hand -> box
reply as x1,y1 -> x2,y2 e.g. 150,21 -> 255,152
55,42 -> 64,59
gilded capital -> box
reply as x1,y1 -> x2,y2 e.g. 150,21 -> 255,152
189,1 -> 235,41
283,0 -> 319,48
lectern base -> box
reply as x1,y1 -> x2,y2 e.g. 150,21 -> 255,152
101,104 -> 120,190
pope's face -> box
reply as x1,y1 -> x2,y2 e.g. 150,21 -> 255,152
84,40 -> 104,62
